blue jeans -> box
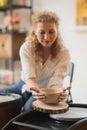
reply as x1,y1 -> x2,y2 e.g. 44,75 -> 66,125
0,80 -> 35,112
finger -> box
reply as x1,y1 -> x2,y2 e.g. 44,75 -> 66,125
30,87 -> 39,93
39,99 -> 46,102
63,86 -> 71,91
32,92 -> 45,96
34,95 -> 46,100
59,95 -> 67,100
58,98 -> 64,102
60,93 -> 67,97
60,92 -> 67,98
58,93 -> 67,101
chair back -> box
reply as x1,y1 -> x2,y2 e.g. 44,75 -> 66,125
66,62 -> 74,103
68,62 -> 74,84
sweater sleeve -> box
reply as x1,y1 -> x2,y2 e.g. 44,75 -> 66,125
19,42 -> 36,81
48,48 -> 70,89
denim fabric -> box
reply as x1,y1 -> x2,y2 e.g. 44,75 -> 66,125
0,80 -> 35,112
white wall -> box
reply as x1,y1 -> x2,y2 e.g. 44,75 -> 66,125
34,0 -> 87,104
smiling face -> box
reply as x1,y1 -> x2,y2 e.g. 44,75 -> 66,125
35,22 -> 58,48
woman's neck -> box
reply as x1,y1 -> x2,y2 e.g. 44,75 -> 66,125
41,48 -> 51,64
43,47 -> 50,53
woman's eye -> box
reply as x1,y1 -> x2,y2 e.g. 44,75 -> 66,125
40,31 -> 45,35
49,31 -> 54,34
39,30 -> 55,35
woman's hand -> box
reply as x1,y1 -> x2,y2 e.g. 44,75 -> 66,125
58,86 -> 71,102
50,85 -> 71,103
31,88 -> 46,102
58,91 -> 67,102
26,78 -> 46,102
26,77 -> 39,92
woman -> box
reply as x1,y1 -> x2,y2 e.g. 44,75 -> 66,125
0,11 -> 70,112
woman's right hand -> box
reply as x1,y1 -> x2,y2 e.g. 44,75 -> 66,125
31,87 -> 46,102
26,78 -> 46,102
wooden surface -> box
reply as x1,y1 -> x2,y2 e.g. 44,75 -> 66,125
32,100 -> 69,114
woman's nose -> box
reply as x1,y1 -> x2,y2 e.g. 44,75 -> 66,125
44,33 -> 50,40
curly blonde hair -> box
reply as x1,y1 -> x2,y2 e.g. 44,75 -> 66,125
26,11 -> 63,59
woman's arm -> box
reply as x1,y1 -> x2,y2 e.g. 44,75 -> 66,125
19,43 -> 38,91
26,77 -> 39,92
48,48 -> 70,89
19,43 -> 36,81
48,48 -> 70,102
19,43 -> 46,101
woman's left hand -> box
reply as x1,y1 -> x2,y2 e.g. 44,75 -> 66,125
58,86 -> 71,102
58,91 -> 67,102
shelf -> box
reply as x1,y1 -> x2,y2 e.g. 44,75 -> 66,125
73,26 -> 87,31
0,5 -> 32,11
0,0 -> 33,84
12,5 -> 32,9
0,31 -> 27,35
